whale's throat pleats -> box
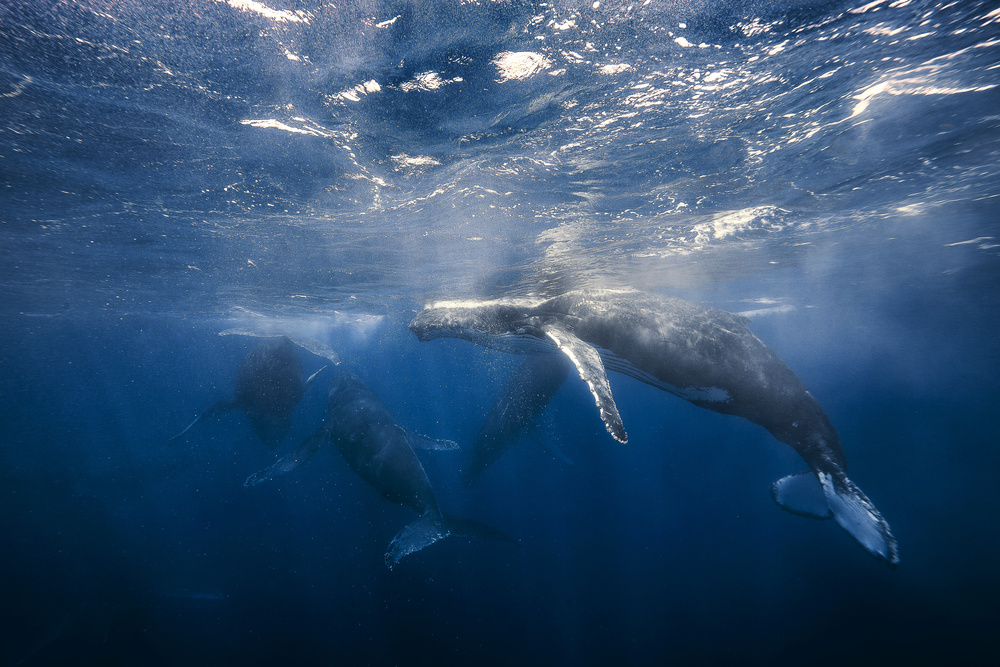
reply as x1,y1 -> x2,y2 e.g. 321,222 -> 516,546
491,330 -> 560,354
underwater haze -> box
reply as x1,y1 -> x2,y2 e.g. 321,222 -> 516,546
2,0 -> 999,664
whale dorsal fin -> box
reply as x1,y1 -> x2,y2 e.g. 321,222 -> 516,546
540,320 -> 627,444
404,427 -> 460,451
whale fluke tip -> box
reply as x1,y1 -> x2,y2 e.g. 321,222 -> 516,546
771,472 -> 832,519
773,471 -> 899,567
820,472 -> 899,567
385,511 -> 519,570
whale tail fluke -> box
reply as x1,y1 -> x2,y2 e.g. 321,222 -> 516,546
771,471 -> 899,567
771,472 -> 832,519
820,472 -> 899,567
384,511 -> 519,570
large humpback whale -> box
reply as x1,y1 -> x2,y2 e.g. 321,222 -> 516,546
408,289 -> 899,566
245,369 -> 519,569
168,336 -> 326,448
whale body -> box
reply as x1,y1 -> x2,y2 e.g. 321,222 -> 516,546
408,289 -> 898,566
464,354 -> 571,486
168,336 -> 325,448
245,369 -> 518,569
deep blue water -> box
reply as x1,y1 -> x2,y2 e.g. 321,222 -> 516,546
2,0 -> 1000,665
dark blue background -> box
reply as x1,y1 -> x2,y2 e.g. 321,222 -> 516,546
3,242 -> 998,665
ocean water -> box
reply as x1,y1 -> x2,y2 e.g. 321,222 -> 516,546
2,0 -> 999,664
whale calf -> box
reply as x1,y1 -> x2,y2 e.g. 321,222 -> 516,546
245,369 -> 518,569
408,289 -> 898,566
464,354 -> 571,486
168,336 -> 326,448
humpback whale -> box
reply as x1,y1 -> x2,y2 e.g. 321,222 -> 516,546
245,369 -> 518,569
464,354 -> 571,486
408,289 -> 899,566
168,336 -> 326,448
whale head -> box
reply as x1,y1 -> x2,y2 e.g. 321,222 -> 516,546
408,300 -> 556,354
408,302 -> 527,341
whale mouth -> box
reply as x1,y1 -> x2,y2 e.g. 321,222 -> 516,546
406,315 -> 437,341
407,320 -> 454,342
493,331 -> 557,354
409,327 -> 438,342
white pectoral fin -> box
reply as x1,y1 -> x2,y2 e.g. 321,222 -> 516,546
218,329 -> 341,365
404,427 -> 460,451
542,322 -> 627,444
243,427 -> 327,488
304,364 -> 328,388
288,336 -> 341,365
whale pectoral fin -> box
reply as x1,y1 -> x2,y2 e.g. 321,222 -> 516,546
771,472 -> 832,519
220,329 -> 341,366
819,472 -> 899,567
541,322 -> 627,444
243,426 -> 327,487
167,399 -> 238,446
528,418 -> 576,467
304,364 -> 328,389
287,336 -> 341,365
404,427 -> 460,451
